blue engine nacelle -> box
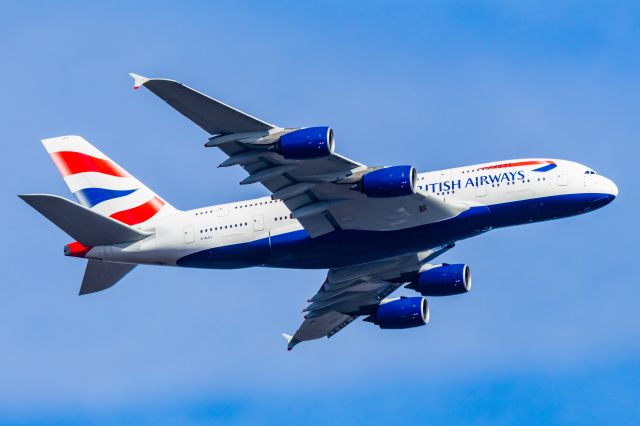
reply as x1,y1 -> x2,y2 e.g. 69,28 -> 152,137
360,165 -> 417,198
278,127 -> 335,159
365,296 -> 429,329
407,264 -> 472,296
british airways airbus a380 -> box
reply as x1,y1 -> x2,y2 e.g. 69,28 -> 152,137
20,74 -> 618,350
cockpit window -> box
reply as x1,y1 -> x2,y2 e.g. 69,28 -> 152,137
584,170 -> 597,175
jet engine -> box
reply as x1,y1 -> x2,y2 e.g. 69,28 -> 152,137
278,126 -> 335,159
360,165 -> 417,198
365,296 -> 429,329
406,264 -> 472,296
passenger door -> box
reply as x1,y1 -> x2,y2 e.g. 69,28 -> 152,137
556,170 -> 568,186
253,215 -> 264,231
183,226 -> 195,244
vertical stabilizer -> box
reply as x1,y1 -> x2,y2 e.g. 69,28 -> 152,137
41,135 -> 177,226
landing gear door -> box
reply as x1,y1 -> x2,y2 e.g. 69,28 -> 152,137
183,226 -> 195,244
253,215 -> 264,231
556,170 -> 568,186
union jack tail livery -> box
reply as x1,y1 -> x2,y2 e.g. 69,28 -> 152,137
42,135 -> 177,226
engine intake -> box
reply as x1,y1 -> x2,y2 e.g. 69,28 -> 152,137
278,127 -> 334,159
361,165 -> 417,198
407,264 -> 472,296
365,296 -> 429,329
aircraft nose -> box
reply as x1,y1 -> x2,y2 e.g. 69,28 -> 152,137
603,177 -> 619,198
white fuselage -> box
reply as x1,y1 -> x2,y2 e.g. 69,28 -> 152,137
78,158 -> 618,269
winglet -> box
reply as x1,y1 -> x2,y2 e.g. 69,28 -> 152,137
281,333 -> 299,351
129,72 -> 150,90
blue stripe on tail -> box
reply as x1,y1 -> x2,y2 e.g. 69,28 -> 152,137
73,188 -> 137,208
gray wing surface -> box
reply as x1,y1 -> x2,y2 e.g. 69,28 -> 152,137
284,244 -> 454,350
132,74 -> 470,238
129,74 -> 465,349
130,73 -> 273,134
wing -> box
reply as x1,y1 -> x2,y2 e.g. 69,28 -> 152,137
131,74 -> 469,237
130,73 -> 274,134
284,244 -> 454,350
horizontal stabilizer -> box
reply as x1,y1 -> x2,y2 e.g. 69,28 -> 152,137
80,260 -> 136,295
19,194 -> 151,246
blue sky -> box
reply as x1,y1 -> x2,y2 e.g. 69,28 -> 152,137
1,1 -> 639,424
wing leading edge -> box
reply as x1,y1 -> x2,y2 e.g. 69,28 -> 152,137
129,73 -> 273,134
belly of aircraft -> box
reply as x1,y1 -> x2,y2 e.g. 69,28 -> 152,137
176,204 -> 492,269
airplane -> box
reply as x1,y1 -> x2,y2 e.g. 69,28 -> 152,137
19,73 -> 618,350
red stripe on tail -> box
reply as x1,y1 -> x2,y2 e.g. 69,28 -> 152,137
110,197 -> 165,226
51,151 -> 128,177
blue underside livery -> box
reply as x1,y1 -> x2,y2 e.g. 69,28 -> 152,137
177,192 -> 615,270
73,187 -> 137,208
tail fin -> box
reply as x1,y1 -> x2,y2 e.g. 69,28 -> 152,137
41,135 -> 177,226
